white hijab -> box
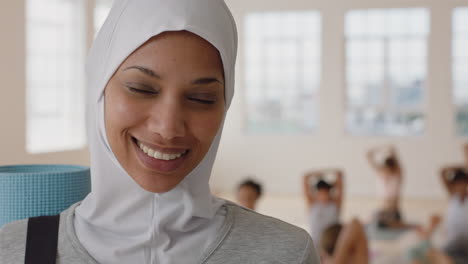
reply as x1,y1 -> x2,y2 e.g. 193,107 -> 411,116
74,0 -> 237,263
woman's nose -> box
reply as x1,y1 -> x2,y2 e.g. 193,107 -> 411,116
146,100 -> 186,140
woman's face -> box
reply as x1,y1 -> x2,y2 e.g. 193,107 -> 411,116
104,31 -> 225,193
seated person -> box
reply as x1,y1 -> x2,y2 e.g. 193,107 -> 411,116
367,146 -> 403,221
375,208 -> 417,230
236,179 -> 263,211
303,169 -> 344,242
320,219 -> 369,264
440,166 -> 468,264
406,214 -> 454,264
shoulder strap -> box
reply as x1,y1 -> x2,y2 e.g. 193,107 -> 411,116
25,215 -> 60,264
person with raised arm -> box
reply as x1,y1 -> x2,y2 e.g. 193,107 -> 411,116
303,168 -> 344,243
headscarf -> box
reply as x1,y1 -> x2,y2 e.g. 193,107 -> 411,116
74,0 -> 237,263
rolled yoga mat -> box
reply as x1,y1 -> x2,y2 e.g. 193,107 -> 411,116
0,164 -> 90,228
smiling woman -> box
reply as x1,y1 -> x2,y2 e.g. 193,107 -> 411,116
0,0 -> 319,263
104,31 -> 226,193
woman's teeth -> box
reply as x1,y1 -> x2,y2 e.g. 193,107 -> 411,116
138,142 -> 186,161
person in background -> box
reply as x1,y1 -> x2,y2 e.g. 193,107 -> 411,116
440,166 -> 468,264
319,218 -> 369,264
367,145 -> 404,225
405,214 -> 454,264
374,208 -> 418,230
303,169 -> 344,243
236,179 -> 263,211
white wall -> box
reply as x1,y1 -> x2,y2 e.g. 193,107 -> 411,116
0,0 -> 465,198
0,1 -> 90,166
211,0 -> 468,198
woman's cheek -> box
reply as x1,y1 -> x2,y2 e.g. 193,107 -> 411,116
109,92 -> 145,129
195,111 -> 224,145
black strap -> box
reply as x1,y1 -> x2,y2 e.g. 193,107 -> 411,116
25,215 -> 60,264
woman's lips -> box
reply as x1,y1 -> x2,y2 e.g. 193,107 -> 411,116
132,138 -> 189,173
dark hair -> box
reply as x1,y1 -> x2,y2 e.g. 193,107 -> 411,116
239,179 -> 263,197
315,179 -> 332,191
452,169 -> 468,183
320,223 -> 343,255
384,156 -> 398,170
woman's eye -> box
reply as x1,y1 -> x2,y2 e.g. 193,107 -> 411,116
127,87 -> 157,95
189,97 -> 216,105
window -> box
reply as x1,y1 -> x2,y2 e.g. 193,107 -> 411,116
345,8 -> 429,136
94,0 -> 113,35
26,0 -> 86,153
244,12 -> 321,133
453,7 -> 468,135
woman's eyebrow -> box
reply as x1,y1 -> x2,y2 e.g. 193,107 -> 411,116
192,77 -> 223,85
123,65 -> 161,79
123,65 -> 222,85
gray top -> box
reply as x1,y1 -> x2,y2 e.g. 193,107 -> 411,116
0,202 -> 319,264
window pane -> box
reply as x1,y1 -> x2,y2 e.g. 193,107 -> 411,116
26,0 -> 86,153
388,38 -> 425,107
453,8 -> 468,135
345,8 -> 428,136
245,11 -> 321,133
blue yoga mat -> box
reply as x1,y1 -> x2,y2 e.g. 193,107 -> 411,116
0,164 -> 91,228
